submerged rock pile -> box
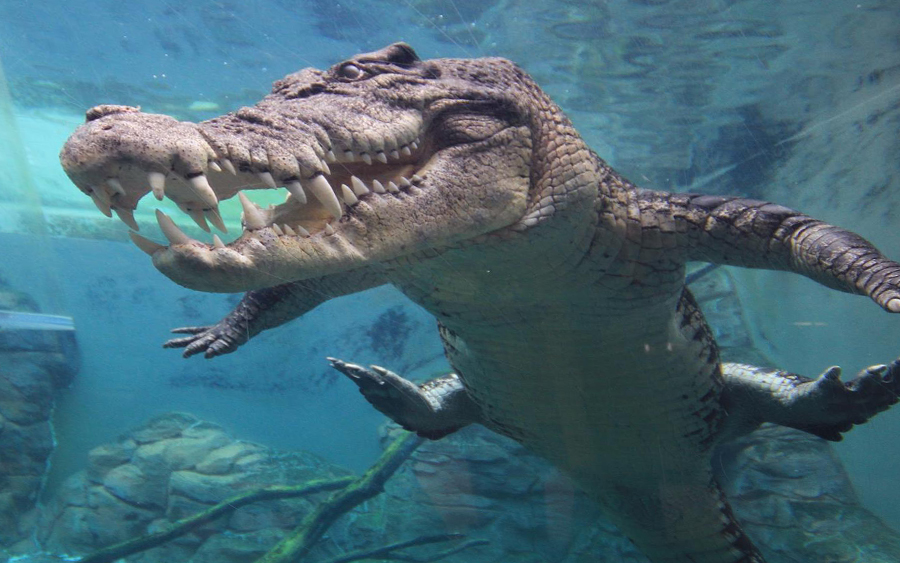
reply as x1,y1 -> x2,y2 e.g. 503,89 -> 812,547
24,410 -> 900,563
719,425 -> 900,562
38,412 -> 356,562
0,281 -> 77,553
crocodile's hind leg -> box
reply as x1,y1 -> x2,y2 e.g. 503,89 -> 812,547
720,358 -> 900,441
328,358 -> 483,439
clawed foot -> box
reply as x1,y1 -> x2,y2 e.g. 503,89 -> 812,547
163,322 -> 248,358
796,358 -> 900,441
328,358 -> 472,439
327,358 -> 429,431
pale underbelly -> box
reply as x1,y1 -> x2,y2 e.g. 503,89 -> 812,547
446,318 -> 723,492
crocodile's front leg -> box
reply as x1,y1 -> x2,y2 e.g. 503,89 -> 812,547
720,359 -> 900,442
638,190 -> 900,311
165,268 -> 386,358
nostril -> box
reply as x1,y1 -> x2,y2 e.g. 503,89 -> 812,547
85,104 -> 141,122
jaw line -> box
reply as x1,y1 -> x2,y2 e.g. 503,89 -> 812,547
149,227 -> 372,292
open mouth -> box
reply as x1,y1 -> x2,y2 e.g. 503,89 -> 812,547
102,134 -> 428,253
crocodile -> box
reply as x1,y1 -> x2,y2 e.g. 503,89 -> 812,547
59,43 -> 900,563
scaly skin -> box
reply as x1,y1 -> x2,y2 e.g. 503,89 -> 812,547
60,43 -> 900,563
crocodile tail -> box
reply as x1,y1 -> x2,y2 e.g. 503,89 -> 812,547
597,476 -> 765,563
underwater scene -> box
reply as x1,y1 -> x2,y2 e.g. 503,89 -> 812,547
1,0 -> 900,562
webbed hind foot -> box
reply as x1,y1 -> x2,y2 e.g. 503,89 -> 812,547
328,358 -> 483,439
792,359 -> 900,440
722,358 -> 900,441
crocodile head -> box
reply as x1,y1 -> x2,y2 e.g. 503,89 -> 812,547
60,43 -> 597,292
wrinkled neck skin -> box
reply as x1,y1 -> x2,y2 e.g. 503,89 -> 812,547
59,43 -> 610,299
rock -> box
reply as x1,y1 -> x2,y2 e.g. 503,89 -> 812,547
132,427 -> 231,477
0,417 -> 54,474
85,486 -> 157,545
188,529 -> 285,563
165,487 -> 215,523
86,439 -> 137,483
227,502 -> 292,533
195,442 -> 265,475
38,412 -> 354,560
103,463 -> 168,509
41,506 -> 100,554
0,281 -> 78,551
717,424 -> 900,562
0,353 -> 55,425
130,412 -> 199,444
169,470 -> 247,504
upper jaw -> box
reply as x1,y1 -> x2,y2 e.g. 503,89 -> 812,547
58,104 -> 449,292
59,104 -> 426,235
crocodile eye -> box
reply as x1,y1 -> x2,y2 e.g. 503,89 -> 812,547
338,63 -> 364,80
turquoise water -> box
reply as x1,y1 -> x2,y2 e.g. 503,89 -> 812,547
1,1 -> 899,562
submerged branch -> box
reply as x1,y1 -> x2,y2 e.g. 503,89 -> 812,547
254,432 -> 425,563
323,534 -> 490,563
76,477 -> 355,563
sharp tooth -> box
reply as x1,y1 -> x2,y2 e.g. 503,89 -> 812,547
360,153 -> 373,165
283,225 -> 297,236
208,161 -> 222,173
257,171 -> 278,189
351,176 -> 369,196
399,177 -> 412,187
285,181 -> 308,204
320,161 -> 331,175
189,174 -> 219,208
205,208 -> 228,233
92,185 -> 111,205
341,184 -> 359,205
295,225 -> 311,237
107,178 -> 126,196
386,181 -> 399,193
304,175 -> 342,219
156,209 -> 193,245
372,179 -> 386,194
114,207 -> 139,230
129,231 -> 165,255
343,150 -> 354,161
411,174 -> 424,183
221,158 -> 237,175
183,207 -> 211,232
272,223 -> 284,235
400,146 -> 412,156
324,223 -> 335,235
148,172 -> 166,200
212,234 -> 226,249
238,192 -> 267,230
325,149 -> 337,162
390,149 -> 400,160
90,193 -> 112,217
375,151 -> 388,164
410,140 -> 419,150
